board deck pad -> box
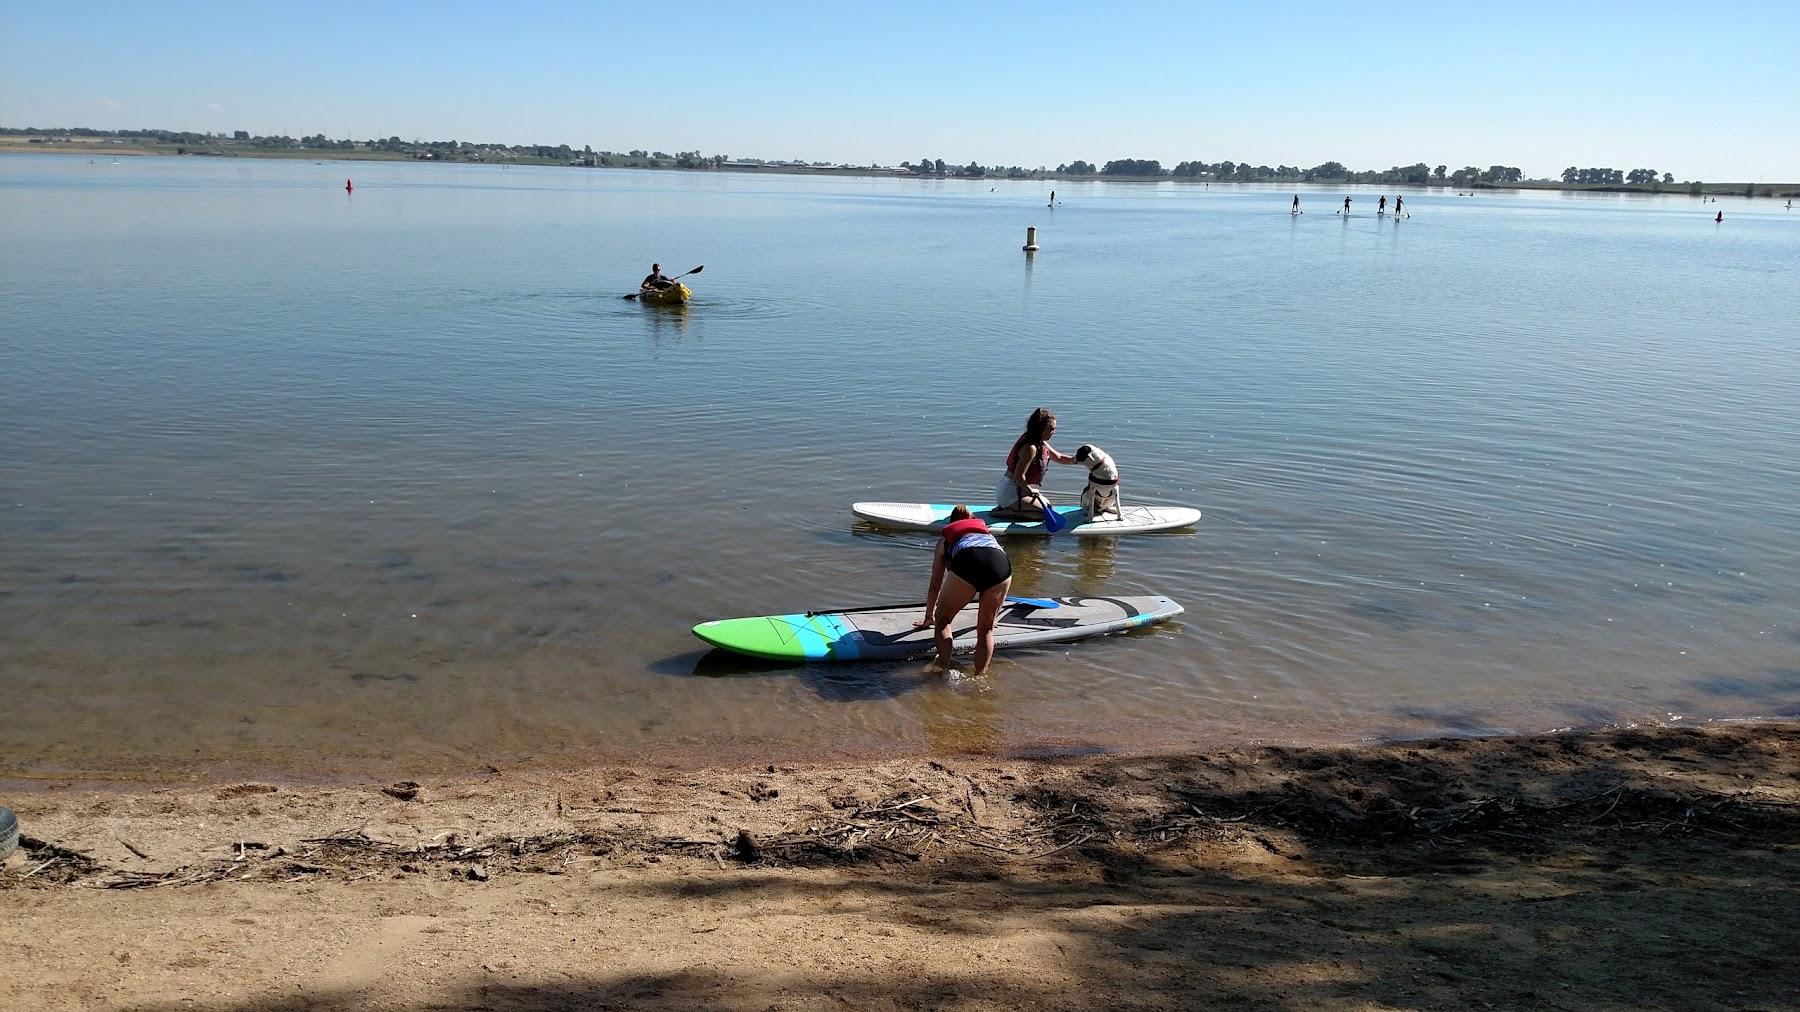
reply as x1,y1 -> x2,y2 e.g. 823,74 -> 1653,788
693,595 -> 1182,662
852,502 -> 1201,535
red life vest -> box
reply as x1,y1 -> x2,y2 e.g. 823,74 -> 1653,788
940,517 -> 992,557
1005,432 -> 1048,485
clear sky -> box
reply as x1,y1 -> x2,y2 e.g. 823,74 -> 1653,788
3,0 -> 1795,180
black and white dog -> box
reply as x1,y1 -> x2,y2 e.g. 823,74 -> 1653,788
1074,444 -> 1121,520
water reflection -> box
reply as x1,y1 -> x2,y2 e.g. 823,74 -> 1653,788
642,302 -> 692,347
1001,537 -> 1052,590
1072,536 -> 1119,590
674,649 -> 925,704
799,663 -> 919,703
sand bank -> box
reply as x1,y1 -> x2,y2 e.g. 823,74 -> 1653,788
3,722 -> 1796,1009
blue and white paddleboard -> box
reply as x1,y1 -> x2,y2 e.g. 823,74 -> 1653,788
852,502 -> 1201,536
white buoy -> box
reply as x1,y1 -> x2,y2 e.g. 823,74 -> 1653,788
1022,226 -> 1039,252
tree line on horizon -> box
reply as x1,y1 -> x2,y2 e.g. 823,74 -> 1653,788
6,128 -> 1759,192
903,156 -> 1524,184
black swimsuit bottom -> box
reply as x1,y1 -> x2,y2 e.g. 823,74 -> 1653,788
947,545 -> 1012,593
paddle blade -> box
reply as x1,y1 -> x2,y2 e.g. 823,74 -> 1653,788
622,293 -> 639,300
687,264 -> 704,274
1041,503 -> 1068,532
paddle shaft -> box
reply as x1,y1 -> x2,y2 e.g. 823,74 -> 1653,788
808,596 -> 1056,618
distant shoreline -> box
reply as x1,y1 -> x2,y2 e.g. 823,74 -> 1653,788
3,139 -> 1794,197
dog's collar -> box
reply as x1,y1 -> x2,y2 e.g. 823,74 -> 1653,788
1086,475 -> 1119,485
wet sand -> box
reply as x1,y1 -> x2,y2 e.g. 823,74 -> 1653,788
3,721 -> 1797,1010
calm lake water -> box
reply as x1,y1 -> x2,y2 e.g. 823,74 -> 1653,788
3,154 -> 1797,782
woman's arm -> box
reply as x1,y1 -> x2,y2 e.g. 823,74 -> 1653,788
917,544 -> 946,627
1045,442 -> 1077,465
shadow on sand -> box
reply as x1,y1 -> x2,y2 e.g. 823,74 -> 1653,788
109,725 -> 1800,1011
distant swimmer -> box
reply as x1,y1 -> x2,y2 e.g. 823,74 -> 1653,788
1378,195 -> 1387,215
1292,194 -> 1301,214
1342,196 -> 1351,214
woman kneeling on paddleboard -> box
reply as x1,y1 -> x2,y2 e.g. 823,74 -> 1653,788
996,408 -> 1076,518
916,505 -> 1012,675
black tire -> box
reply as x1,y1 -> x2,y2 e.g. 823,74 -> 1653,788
0,805 -> 17,862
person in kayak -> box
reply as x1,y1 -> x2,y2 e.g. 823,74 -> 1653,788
915,505 -> 1012,675
996,407 -> 1075,518
641,263 -> 672,290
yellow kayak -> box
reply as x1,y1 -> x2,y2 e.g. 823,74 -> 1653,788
638,282 -> 691,306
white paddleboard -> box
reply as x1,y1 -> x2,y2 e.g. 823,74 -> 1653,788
852,502 -> 1201,535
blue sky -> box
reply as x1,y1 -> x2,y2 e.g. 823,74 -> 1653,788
3,0 -> 1795,180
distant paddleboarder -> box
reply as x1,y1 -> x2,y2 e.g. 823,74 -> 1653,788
1049,189 -> 1056,207
1341,196 -> 1351,214
1716,210 -> 1723,222
1378,195 -> 1387,215
345,178 -> 353,193
1394,195 -> 1404,217
1291,194 -> 1301,214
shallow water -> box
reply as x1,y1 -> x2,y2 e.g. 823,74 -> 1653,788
3,154 -> 1797,780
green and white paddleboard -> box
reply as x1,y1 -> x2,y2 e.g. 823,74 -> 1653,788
852,501 -> 1201,535
693,594 -> 1182,662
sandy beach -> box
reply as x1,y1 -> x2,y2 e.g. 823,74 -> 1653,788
3,721 -> 1796,1010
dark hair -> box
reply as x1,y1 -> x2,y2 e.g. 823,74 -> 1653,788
1024,407 -> 1057,441
948,504 -> 973,521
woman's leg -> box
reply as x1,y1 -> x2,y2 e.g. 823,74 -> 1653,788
996,474 -> 1018,508
971,576 -> 1012,675
994,475 -> 1045,518
931,572 -> 978,668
